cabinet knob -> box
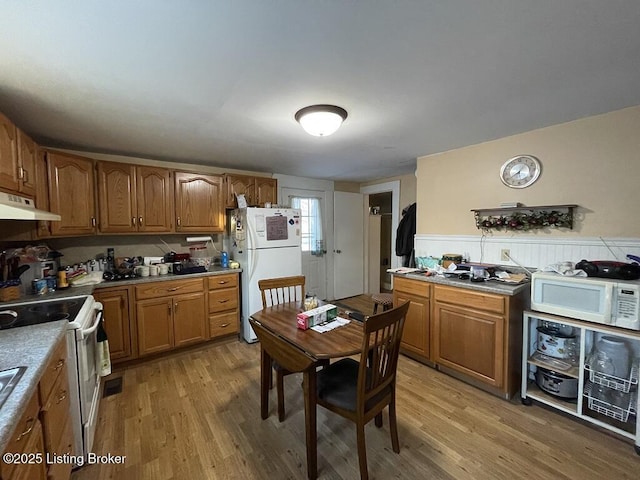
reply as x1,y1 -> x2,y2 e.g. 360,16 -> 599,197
139,216 -> 143,225
218,299 -> 229,303
132,217 -> 137,226
54,359 -> 65,371
177,217 -> 181,226
91,217 -> 97,227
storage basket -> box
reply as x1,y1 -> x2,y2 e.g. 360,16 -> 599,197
0,285 -> 20,302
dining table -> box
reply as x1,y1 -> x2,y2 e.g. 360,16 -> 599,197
249,301 -> 364,480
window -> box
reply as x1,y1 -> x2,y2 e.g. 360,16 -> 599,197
290,196 -> 323,254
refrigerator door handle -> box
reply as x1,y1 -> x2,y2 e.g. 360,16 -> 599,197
248,219 -> 258,282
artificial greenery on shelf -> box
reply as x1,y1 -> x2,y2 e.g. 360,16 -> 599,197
478,210 -> 573,231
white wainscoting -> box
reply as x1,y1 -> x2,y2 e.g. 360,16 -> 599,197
414,234 -> 640,270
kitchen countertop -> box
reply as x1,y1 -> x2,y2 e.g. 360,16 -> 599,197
393,271 -> 531,296
0,321 -> 68,452
0,266 -> 242,451
0,266 -> 242,306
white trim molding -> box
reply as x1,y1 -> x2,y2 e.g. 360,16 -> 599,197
415,234 -> 640,270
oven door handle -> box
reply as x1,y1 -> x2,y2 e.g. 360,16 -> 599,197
79,308 -> 104,340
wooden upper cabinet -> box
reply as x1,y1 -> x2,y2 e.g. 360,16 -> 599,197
224,174 -> 277,208
98,161 -> 137,233
46,151 -> 97,237
136,166 -> 173,232
0,111 -> 19,193
174,172 -> 224,232
35,149 -> 51,238
254,177 -> 277,206
0,113 -> 38,197
98,162 -> 173,233
225,174 -> 254,207
16,129 -> 37,197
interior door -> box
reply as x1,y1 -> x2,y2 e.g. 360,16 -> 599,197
333,191 -> 364,299
283,189 -> 328,300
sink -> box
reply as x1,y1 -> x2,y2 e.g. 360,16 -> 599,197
0,366 -> 26,409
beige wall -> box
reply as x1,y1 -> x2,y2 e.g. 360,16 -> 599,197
416,106 -> 640,237
361,173 -> 417,210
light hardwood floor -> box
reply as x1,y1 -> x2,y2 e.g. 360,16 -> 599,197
72,299 -> 639,480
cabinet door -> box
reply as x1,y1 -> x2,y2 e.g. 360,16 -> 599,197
394,291 -> 430,360
136,297 -> 174,356
174,172 -> 224,232
0,111 -> 19,192
97,161 -> 137,233
16,129 -> 37,197
173,292 -> 207,347
137,166 -> 173,232
433,302 -> 505,388
94,288 -> 133,362
225,174 -> 254,207
46,151 -> 97,236
254,177 -> 277,206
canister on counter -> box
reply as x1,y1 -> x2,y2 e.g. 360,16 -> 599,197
32,278 -> 48,295
441,253 -> 463,269
46,276 -> 57,292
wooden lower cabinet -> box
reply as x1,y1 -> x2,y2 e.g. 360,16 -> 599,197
38,338 -> 73,480
208,274 -> 239,339
393,276 -> 430,361
93,287 -> 133,363
391,276 -> 526,399
135,278 -> 207,356
433,301 -> 505,387
432,284 -> 525,398
0,392 -> 47,480
173,292 -> 207,347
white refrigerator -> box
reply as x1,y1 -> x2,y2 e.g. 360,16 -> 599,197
231,207 -> 302,343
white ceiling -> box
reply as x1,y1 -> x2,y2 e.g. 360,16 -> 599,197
1,1 -> 639,182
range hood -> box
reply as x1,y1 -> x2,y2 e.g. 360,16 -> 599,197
0,191 -> 61,221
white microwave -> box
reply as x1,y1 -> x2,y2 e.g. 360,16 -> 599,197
531,271 -> 640,331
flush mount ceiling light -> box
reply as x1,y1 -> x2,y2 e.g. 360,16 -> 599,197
294,104 -> 348,137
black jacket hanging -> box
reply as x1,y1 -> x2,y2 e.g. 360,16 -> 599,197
395,203 -> 416,258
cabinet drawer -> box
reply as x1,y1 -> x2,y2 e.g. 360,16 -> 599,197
38,339 -> 67,406
393,276 -> 430,298
135,278 -> 204,300
40,369 -> 71,454
209,312 -> 239,338
208,274 -> 238,290
434,285 -> 505,315
208,288 -> 238,313
1,392 -> 40,479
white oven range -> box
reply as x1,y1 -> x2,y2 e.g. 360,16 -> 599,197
0,295 -> 104,465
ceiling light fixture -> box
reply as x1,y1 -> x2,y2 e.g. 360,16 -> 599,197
295,104 -> 348,137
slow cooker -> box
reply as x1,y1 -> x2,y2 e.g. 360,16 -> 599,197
535,367 -> 578,399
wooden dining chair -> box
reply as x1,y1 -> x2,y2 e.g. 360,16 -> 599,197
258,275 -> 327,421
315,301 -> 410,480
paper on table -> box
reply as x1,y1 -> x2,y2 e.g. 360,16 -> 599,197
311,317 -> 351,333
386,267 -> 420,273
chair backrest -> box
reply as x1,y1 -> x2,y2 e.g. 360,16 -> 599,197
258,276 -> 306,308
357,301 -> 410,412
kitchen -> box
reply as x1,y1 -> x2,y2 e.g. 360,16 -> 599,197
2,2 -> 640,479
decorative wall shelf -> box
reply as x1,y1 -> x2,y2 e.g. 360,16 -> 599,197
471,204 -> 578,231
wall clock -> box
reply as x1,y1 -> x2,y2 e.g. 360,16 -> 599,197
499,155 -> 541,188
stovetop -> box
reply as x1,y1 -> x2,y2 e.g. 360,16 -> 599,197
0,298 -> 85,330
